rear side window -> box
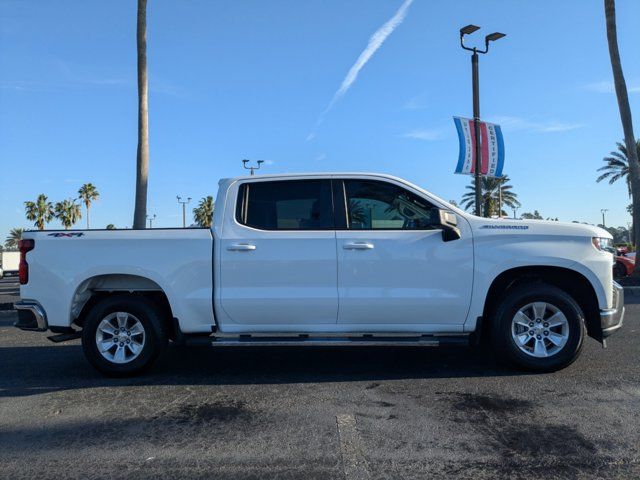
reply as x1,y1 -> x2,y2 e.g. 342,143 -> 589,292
236,180 -> 334,230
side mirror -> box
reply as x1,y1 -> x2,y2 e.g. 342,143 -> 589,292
434,209 -> 461,242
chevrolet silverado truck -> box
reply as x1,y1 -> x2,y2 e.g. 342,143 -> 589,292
15,173 -> 624,376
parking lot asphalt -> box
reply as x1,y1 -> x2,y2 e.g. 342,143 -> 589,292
0,276 -> 639,479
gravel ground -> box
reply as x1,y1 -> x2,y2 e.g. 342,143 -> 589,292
0,277 -> 639,479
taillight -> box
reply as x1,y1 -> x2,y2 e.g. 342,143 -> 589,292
18,239 -> 34,285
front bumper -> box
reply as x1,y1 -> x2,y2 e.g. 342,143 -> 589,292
14,301 -> 48,332
600,282 -> 624,338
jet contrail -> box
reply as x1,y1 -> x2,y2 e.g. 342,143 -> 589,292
308,0 -> 414,140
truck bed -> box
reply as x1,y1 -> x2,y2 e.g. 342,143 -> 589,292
20,228 -> 215,333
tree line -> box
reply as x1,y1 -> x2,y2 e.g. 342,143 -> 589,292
5,186 -> 215,249
22,183 -> 99,232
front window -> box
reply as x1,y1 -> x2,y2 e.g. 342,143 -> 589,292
344,180 -> 437,230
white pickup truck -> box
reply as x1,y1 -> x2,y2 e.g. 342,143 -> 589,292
15,173 -> 624,376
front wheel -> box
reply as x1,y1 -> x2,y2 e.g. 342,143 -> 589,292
491,283 -> 585,372
81,295 -> 167,376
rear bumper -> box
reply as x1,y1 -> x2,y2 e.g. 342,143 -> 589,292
14,301 -> 48,332
600,282 -> 624,338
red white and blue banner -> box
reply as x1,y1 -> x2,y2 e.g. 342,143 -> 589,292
453,117 -> 505,177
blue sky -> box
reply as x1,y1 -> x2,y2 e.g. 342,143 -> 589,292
1,0 -> 639,237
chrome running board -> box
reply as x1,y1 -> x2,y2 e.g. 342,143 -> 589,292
182,333 -> 470,348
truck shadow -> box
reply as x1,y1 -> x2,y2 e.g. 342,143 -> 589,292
6,293 -> 635,399
0,342 -> 524,398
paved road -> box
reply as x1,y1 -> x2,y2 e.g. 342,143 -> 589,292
0,275 -> 19,309
0,278 -> 638,479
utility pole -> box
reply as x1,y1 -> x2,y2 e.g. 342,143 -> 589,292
601,208 -> 609,228
512,206 -> 519,219
146,214 -> 156,228
242,159 -> 265,176
177,196 -> 191,228
460,25 -> 505,217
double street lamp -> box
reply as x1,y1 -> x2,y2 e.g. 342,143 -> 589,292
177,196 -> 191,228
242,159 -> 265,176
459,25 -> 506,217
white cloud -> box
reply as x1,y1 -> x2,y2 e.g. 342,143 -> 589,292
584,80 -> 640,94
315,153 -> 327,161
326,0 -> 414,112
402,128 -> 444,141
488,116 -> 584,133
403,92 -> 427,109
307,0 -> 414,140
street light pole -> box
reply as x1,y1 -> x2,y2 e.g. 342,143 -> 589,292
471,50 -> 482,217
601,208 -> 609,228
460,25 -> 505,217
177,196 -> 191,228
146,214 -> 156,228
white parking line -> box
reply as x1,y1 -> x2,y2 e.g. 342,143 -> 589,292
336,414 -> 370,480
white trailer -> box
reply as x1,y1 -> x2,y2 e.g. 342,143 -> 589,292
0,251 -> 20,278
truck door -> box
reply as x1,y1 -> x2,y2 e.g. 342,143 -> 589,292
219,178 -> 338,327
335,178 -> 473,329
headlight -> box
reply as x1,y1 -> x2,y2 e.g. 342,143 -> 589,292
592,237 -> 614,253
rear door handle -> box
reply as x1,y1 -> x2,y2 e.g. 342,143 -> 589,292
227,243 -> 257,251
343,242 -> 374,250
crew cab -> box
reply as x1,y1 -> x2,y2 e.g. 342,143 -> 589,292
15,173 -> 624,376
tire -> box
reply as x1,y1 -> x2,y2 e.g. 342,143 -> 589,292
81,294 -> 168,377
614,262 -> 627,278
491,282 -> 585,372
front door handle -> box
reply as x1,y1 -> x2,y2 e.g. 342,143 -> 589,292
227,243 -> 257,251
343,242 -> 374,250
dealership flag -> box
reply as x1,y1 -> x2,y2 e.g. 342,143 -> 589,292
453,117 -> 505,177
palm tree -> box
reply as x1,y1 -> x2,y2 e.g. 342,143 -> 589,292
193,196 -> 215,228
5,228 -> 24,249
461,176 -> 520,217
78,183 -> 100,229
24,194 -> 54,230
133,0 -> 150,229
596,140 -> 640,196
522,210 -> 543,220
605,0 -> 640,275
54,199 -> 82,230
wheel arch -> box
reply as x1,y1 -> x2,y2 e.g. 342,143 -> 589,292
482,266 -> 601,342
70,274 -> 174,333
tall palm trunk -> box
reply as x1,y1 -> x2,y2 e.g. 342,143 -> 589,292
85,203 -> 90,229
605,0 -> 640,273
133,0 -> 149,229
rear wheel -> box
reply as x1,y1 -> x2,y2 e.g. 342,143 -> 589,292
491,283 -> 585,372
81,295 -> 167,376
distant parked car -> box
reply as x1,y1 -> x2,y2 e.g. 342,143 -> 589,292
614,251 -> 635,278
